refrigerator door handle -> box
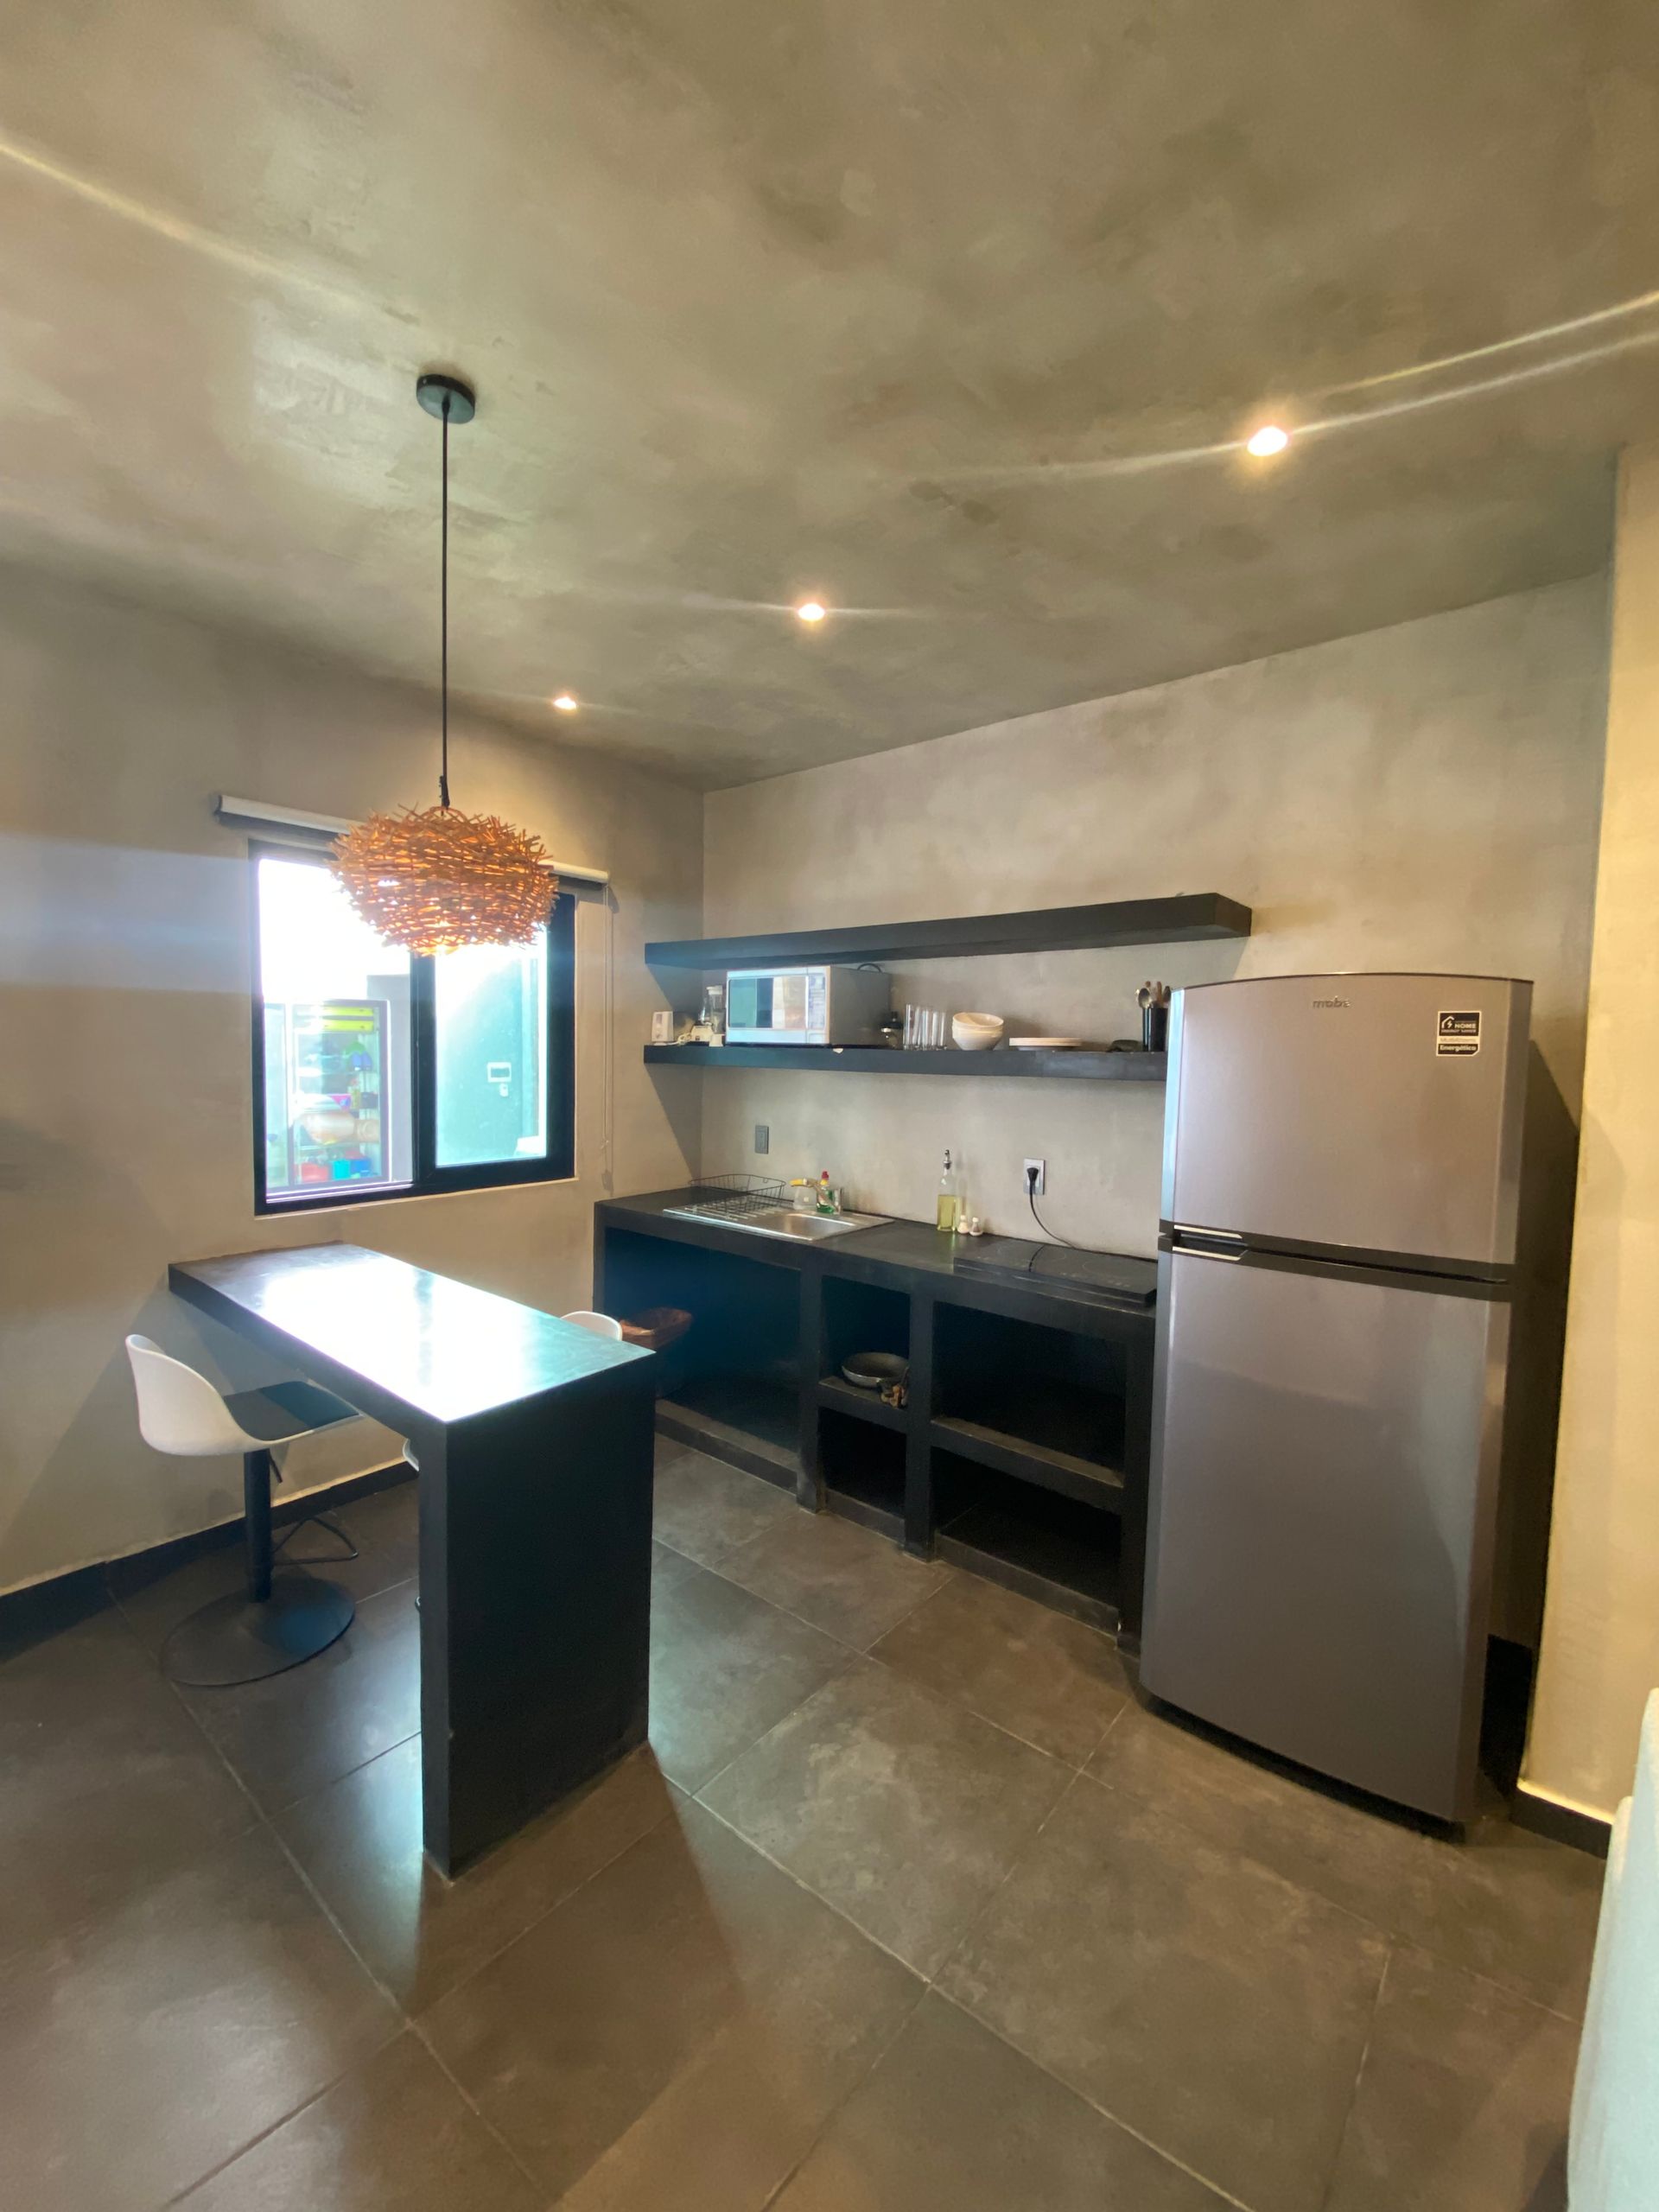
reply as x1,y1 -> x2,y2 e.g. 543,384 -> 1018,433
1172,1226 -> 1247,1262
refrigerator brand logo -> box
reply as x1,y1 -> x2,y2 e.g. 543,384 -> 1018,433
1312,996 -> 1349,1009
1438,1009 -> 1481,1057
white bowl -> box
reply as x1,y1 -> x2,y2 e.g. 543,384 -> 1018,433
952,1012 -> 1004,1052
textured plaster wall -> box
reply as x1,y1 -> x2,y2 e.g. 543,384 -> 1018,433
696,580 -> 1610,1644
1526,444 -> 1659,1820
700,582 -> 1606,1239
0,567 -> 701,1593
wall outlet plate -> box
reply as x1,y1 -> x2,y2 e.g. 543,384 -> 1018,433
1023,1157 -> 1046,1197
754,1124 -> 770,1155
650,1010 -> 675,1043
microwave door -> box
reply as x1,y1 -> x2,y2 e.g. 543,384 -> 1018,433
728,974 -> 764,1032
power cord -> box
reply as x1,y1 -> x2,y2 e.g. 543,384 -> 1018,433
272,1510 -> 359,1564
1026,1163 -> 1079,1247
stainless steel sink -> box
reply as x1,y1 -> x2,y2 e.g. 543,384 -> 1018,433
740,1206 -> 887,1241
663,1202 -> 887,1242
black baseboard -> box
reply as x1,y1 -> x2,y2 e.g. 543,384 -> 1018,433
1512,1786 -> 1612,1859
0,1462 -> 412,1653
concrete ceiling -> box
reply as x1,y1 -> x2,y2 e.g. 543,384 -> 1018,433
3,0 -> 1657,789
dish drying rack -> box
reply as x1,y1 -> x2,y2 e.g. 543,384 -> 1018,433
671,1173 -> 795,1224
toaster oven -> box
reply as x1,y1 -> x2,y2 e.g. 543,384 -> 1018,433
724,965 -> 889,1046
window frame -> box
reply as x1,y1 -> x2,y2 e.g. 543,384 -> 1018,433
249,839 -> 576,1216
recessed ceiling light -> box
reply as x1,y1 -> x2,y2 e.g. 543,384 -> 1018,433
1245,424 -> 1291,458
551,692 -> 578,711
795,600 -> 827,624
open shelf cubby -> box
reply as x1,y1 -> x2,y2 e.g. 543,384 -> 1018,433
819,1406 -> 907,1539
932,1303 -> 1127,1509
613,1231 -> 803,1484
823,1275 -> 910,1372
934,1452 -> 1122,1632
660,1368 -> 800,1474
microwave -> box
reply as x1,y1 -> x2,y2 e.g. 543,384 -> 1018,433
725,965 -> 890,1046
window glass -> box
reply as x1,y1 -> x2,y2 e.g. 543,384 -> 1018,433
434,934 -> 550,1168
256,854 -> 412,1198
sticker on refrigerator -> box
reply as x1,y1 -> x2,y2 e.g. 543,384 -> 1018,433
1437,1010 -> 1480,1056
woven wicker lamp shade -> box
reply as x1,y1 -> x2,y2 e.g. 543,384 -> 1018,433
333,804 -> 555,956
333,371 -> 556,956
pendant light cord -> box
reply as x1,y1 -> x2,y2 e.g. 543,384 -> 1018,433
439,395 -> 451,810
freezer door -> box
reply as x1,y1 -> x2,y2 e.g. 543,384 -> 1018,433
1163,975 -> 1530,1269
1141,1246 -> 1507,1820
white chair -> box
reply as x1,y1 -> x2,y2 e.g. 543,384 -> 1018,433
560,1309 -> 625,1341
401,1308 -> 624,1478
125,1334 -> 362,1686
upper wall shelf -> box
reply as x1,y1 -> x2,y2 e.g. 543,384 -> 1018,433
644,892 -> 1251,970
645,1045 -> 1166,1082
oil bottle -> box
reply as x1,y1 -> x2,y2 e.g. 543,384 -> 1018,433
936,1149 -> 963,1234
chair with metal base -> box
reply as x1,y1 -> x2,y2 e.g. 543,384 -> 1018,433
125,1333 -> 363,1687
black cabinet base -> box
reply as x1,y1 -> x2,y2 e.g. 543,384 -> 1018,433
607,1193 -> 1152,1656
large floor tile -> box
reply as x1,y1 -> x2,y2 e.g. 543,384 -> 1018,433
652,1538 -> 699,1592
1090,1696 -> 1437,1932
175,2029 -> 539,2211
716,1507 -> 953,1649
702,1658 -> 1071,1975
648,1558 -> 849,1791
328,1479 -> 421,1599
111,1491 -> 416,1652
940,1774 -> 1389,2212
774,1991 -> 1230,2210
872,1574 -> 1130,1764
652,1444 -> 794,1566
178,1581 -> 421,1812
1399,1811 -> 1604,2017
0,1611 -> 254,1961
1093,1697 -> 1603,2019
423,1798 -> 922,2210
277,1734 -> 678,2012
0,1824 -> 397,2212
1325,1944 -> 1575,2212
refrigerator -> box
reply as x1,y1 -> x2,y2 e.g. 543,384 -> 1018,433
1141,972 -> 1530,1821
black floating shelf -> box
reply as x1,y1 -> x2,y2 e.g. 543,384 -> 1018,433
645,1045 -> 1166,1082
645,892 -> 1250,970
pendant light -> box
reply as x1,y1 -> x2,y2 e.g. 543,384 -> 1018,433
333,372 -> 555,954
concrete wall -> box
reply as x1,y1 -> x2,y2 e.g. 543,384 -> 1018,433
696,580 -> 1610,1645
0,567 -> 702,1594
1526,445 -> 1659,1821
700,582 -> 1606,1242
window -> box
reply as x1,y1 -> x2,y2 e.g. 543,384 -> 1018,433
251,845 -> 575,1211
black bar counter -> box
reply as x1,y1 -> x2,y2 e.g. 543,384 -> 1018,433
169,1243 -> 657,1873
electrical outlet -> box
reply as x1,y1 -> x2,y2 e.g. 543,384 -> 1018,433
1023,1157 -> 1046,1198
754,1124 -> 770,1155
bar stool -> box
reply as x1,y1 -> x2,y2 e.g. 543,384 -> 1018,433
124,1333 -> 362,1687
560,1310 -> 625,1341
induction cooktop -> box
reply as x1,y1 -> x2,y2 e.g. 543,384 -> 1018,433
951,1235 -> 1156,1307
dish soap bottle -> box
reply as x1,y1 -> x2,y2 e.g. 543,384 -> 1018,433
936,1149 -> 963,1234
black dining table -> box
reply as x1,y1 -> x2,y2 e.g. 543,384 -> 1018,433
168,1242 -> 656,1873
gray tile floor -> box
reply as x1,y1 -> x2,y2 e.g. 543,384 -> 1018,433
2,1440 -> 1600,2211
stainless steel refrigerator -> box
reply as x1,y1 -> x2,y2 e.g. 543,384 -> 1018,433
1141,972 -> 1531,1821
